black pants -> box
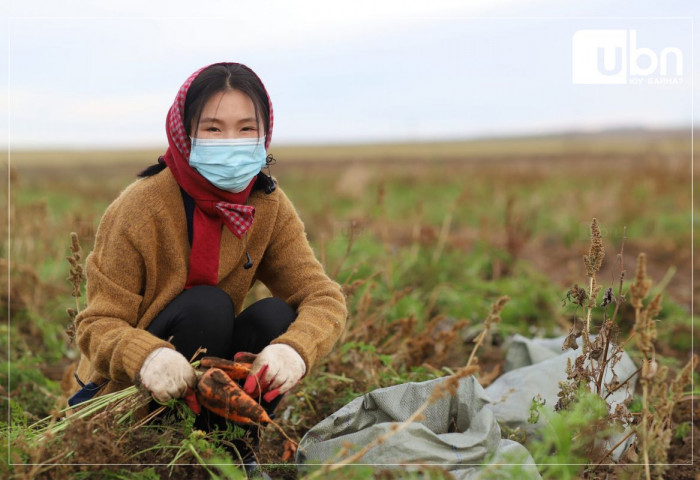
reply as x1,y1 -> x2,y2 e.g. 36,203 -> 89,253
147,285 -> 296,361
147,285 -> 296,435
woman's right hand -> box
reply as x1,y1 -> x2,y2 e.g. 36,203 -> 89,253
139,347 -> 197,402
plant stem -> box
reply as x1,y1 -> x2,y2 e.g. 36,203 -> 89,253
189,444 -> 215,477
32,386 -> 140,438
595,230 -> 626,394
466,330 -> 487,369
634,287 -> 651,480
583,275 -> 594,354
642,380 -> 651,480
431,206 -> 454,265
269,420 -> 299,446
332,221 -> 358,279
593,429 -> 634,467
603,365 -> 642,400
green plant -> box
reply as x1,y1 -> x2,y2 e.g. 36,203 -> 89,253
530,386 -> 618,480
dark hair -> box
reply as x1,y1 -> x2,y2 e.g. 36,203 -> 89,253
184,63 -> 270,139
138,63 -> 270,178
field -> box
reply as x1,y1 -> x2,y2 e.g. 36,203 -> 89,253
2,129 -> 698,479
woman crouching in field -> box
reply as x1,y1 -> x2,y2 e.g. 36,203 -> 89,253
66,62 -> 347,459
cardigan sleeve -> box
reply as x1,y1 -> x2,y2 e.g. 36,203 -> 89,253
74,202 -> 174,385
254,189 -> 347,371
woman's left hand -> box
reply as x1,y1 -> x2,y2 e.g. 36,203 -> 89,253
242,344 -> 306,402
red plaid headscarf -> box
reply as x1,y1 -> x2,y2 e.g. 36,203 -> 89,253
160,62 -> 274,288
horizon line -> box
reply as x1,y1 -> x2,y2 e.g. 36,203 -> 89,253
4,124 -> 694,152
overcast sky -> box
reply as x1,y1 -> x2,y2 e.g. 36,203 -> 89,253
3,0 -> 698,149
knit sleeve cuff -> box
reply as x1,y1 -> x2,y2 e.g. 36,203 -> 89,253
121,330 -> 175,383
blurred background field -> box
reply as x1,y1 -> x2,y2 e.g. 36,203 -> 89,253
2,128 -> 698,478
8,127 -> 696,309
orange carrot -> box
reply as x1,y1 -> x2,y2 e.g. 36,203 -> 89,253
200,356 -> 252,380
233,351 -> 258,363
183,387 -> 201,414
281,439 -> 297,462
196,368 -> 271,425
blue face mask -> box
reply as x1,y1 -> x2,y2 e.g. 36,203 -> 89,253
188,136 -> 267,193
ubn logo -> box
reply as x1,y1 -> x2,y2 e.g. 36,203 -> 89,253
572,29 -> 683,84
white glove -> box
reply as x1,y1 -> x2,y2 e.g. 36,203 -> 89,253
242,344 -> 306,402
139,347 -> 196,402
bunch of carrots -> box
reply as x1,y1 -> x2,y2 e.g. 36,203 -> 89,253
183,354 -> 298,460
183,354 -> 271,425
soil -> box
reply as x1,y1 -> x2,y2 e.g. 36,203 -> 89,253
664,400 -> 699,480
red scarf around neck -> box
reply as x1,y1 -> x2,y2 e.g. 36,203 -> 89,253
160,63 -> 274,288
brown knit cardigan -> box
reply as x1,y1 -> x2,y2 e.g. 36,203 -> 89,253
69,168 -> 347,399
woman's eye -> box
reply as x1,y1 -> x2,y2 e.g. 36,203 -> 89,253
241,126 -> 257,132
206,127 -> 220,132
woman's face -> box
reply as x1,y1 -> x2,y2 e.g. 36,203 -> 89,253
192,89 -> 262,140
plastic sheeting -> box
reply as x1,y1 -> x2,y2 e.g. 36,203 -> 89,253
296,375 -> 541,479
296,335 -> 637,475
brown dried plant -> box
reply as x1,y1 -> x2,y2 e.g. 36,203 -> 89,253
560,219 -> 620,399
558,220 -> 633,463
583,218 -> 605,277
641,354 -> 698,478
558,220 -> 695,479
466,295 -> 509,368
582,218 -> 604,352
629,253 -> 652,310
503,195 -> 534,272
629,251 -> 671,480
64,232 -> 85,343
